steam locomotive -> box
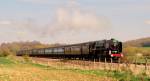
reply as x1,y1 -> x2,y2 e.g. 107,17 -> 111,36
17,39 -> 123,60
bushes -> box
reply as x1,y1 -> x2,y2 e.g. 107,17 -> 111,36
123,46 -> 150,56
122,46 -> 150,63
0,50 -> 12,57
0,41 -> 50,57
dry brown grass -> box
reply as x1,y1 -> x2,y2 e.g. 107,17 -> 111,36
0,60 -> 115,81
4,56 -> 149,81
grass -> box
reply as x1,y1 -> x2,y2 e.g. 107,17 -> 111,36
0,56 -> 150,81
139,46 -> 150,48
136,58 -> 150,64
69,69 -> 150,81
0,57 -> 15,65
0,56 -> 114,81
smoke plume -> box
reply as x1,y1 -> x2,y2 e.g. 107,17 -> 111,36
0,0 -> 111,43
44,0 -> 111,42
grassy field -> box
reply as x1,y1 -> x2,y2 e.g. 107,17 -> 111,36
0,56 -> 114,81
0,56 -> 150,81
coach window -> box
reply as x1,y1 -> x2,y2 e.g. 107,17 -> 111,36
53,48 -> 58,53
41,49 -> 44,54
57,48 -> 64,54
45,49 -> 52,54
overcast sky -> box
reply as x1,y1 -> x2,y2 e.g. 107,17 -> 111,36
0,0 -> 149,44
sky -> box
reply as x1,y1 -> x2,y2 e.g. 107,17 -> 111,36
0,0 -> 150,44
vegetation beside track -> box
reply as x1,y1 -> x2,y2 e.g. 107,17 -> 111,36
0,56 -> 150,81
0,56 -> 115,81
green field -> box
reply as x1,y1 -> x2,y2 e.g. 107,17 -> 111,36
0,56 -> 149,81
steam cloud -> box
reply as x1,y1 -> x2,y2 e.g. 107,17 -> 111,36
16,0 -> 111,43
17,0 -> 49,4
145,20 -> 150,25
42,0 -> 111,43
0,0 -> 111,43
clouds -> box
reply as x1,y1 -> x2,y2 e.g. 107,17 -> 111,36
31,0 -> 111,43
44,1 -> 111,37
0,19 -> 38,41
0,0 -> 111,43
0,20 -> 12,25
0,19 -> 59,43
1,0 -> 149,43
144,20 -> 150,25
55,8 -> 109,30
17,0 -> 49,4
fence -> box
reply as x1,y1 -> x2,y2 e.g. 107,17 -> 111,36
32,57 -> 150,75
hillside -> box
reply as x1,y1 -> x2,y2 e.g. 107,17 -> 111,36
123,37 -> 150,57
124,37 -> 150,47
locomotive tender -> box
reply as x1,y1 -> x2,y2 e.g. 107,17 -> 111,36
17,39 -> 123,60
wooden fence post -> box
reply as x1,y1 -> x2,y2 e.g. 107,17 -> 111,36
117,58 -> 120,71
145,58 -> 148,71
125,60 -> 128,71
93,58 -> 95,69
135,57 -> 137,68
99,57 -> 101,70
99,57 -> 101,62
104,57 -> 107,70
83,58 -> 85,69
110,58 -> 112,71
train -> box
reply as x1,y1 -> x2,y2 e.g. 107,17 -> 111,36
17,38 -> 123,60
